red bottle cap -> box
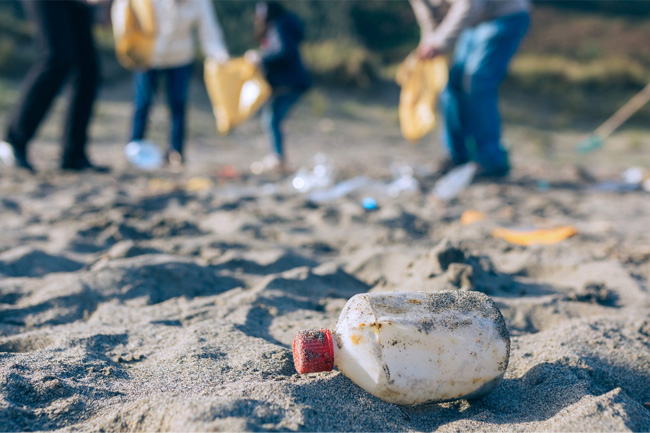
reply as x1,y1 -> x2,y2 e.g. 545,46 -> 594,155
293,329 -> 335,374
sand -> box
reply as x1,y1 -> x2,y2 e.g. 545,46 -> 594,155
1,79 -> 650,432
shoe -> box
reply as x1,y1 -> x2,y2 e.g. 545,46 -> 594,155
250,154 -> 288,175
0,141 -> 35,172
165,149 -> 184,168
61,155 -> 110,173
474,164 -> 510,180
436,157 -> 463,177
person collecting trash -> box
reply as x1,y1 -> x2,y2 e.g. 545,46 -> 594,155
246,1 -> 311,174
409,0 -> 530,178
112,0 -> 230,167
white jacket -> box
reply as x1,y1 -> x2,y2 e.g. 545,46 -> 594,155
112,0 -> 229,68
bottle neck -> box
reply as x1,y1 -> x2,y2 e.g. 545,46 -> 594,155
331,331 -> 340,362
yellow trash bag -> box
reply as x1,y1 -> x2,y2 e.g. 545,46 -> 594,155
396,55 -> 448,142
114,0 -> 156,70
492,226 -> 578,246
204,58 -> 272,135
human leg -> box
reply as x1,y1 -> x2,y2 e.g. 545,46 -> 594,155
4,0 -> 73,164
440,29 -> 475,166
60,0 -> 101,166
461,12 -> 530,174
262,90 -> 302,160
165,63 -> 193,156
131,69 -> 158,142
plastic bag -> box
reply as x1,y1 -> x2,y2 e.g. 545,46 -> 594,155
396,55 -> 448,142
204,58 -> 272,135
114,0 -> 156,70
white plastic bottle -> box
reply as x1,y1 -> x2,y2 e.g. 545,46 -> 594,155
293,290 -> 510,405
291,153 -> 334,193
433,162 -> 477,201
307,176 -> 370,203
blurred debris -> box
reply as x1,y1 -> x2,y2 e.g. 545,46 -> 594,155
307,176 -> 371,203
148,178 -> 176,192
621,166 -> 645,184
251,154 -> 284,175
125,140 -> 163,170
185,177 -> 212,192
361,197 -> 378,211
386,162 -> 418,197
292,153 -> 334,193
460,210 -> 487,226
433,162 -> 477,201
215,164 -> 241,180
492,226 -> 577,246
593,166 -> 648,192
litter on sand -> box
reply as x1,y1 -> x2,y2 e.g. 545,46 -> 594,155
148,178 -> 176,192
433,162 -> 477,201
124,140 -> 163,170
593,166 -> 650,192
492,226 -> 578,246
185,177 -> 213,192
460,210 -> 487,226
307,176 -> 371,203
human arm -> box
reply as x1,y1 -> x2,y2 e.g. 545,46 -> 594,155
409,0 -> 436,38
110,0 -> 129,37
197,0 -> 229,62
259,13 -> 304,66
411,0 -> 479,58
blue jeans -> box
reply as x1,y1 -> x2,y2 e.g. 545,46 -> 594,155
131,63 -> 193,154
261,89 -> 303,159
440,12 -> 529,173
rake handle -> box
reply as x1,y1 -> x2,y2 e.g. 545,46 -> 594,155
594,82 -> 650,139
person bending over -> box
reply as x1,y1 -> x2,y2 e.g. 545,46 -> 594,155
247,1 -> 311,174
410,0 -> 530,177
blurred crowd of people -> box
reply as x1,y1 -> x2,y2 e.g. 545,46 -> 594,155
0,0 -> 529,178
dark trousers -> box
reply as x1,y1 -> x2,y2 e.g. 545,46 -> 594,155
5,0 -> 100,163
131,63 -> 193,155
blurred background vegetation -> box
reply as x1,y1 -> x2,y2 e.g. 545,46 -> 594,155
1,0 -> 650,128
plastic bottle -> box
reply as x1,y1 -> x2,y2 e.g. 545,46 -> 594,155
307,176 -> 370,203
125,140 -> 163,170
621,167 -> 645,185
386,161 -> 419,198
433,162 -> 477,201
293,290 -> 510,406
0,141 -> 16,166
291,153 -> 334,193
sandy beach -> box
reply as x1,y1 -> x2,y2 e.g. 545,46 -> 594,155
1,77 -> 650,432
